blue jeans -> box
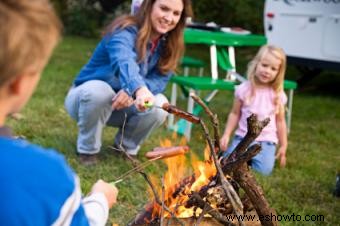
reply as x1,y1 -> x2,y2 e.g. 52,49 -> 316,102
64,80 -> 168,155
223,135 -> 276,175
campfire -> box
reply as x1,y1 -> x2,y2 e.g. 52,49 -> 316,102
124,94 -> 278,226
148,142 -> 217,219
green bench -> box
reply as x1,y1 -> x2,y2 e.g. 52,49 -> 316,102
178,56 -> 206,98
181,56 -> 206,69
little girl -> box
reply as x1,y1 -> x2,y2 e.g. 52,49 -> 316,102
220,45 -> 288,175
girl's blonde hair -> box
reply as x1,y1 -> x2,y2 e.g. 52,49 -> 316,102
102,0 -> 193,74
246,45 -> 287,113
0,0 -> 61,88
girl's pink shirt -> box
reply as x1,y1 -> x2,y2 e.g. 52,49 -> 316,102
234,81 -> 287,144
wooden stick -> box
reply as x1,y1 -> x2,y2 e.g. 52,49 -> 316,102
222,144 -> 261,174
195,204 -> 208,226
110,155 -> 162,182
191,95 -> 245,226
227,114 -> 269,161
186,192 -> 234,226
119,148 -> 184,226
190,93 -> 221,153
223,114 -> 278,226
198,118 -> 245,226
160,177 -> 165,226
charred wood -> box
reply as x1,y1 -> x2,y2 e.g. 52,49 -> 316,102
234,167 -> 278,226
186,192 -> 235,226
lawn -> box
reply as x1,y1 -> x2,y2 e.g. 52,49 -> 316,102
8,36 -> 340,225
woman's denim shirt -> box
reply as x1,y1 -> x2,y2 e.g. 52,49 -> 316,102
74,26 -> 172,96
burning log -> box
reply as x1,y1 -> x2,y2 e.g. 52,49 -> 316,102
186,192 -> 234,225
129,216 -> 226,226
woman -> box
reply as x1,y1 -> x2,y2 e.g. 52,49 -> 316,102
65,0 -> 193,165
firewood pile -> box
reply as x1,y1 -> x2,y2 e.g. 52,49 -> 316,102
123,94 -> 278,226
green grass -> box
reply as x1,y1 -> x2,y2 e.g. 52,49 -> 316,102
8,36 -> 340,225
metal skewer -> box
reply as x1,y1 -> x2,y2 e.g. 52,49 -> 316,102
110,179 -> 123,185
110,155 -> 162,185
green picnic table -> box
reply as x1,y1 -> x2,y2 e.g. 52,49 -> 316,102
184,28 -> 267,46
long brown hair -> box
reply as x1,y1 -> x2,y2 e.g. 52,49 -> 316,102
103,0 -> 193,74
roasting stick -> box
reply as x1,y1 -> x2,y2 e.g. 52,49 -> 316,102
144,102 -> 201,124
110,156 -> 162,185
110,179 -> 123,185
110,145 -> 190,185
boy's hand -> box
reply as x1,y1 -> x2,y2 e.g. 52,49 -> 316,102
112,90 -> 134,110
90,179 -> 118,208
275,147 -> 287,168
134,86 -> 154,111
220,134 -> 230,151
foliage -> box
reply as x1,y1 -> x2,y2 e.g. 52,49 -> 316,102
192,0 -> 265,33
50,0 -> 128,37
64,4 -> 106,37
50,0 -> 68,19
8,36 -> 340,225
50,0 -> 265,37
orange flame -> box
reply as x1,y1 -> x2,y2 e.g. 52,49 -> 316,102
148,139 -> 216,218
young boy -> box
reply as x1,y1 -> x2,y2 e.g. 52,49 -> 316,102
0,0 -> 118,225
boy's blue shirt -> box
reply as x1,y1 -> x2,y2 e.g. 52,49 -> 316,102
0,133 -> 89,226
74,26 -> 172,96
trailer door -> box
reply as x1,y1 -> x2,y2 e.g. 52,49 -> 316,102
322,14 -> 340,60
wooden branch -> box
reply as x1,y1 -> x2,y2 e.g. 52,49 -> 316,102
219,114 -> 278,226
222,144 -> 261,174
112,112 -> 186,225
186,192 -> 235,226
200,120 -> 243,207
227,114 -> 269,162
241,195 -> 254,213
234,166 -> 278,226
172,175 -> 196,199
195,204 -> 209,226
197,112 -> 245,226
117,130 -> 184,225
161,177 -> 165,226
190,93 -> 221,152
125,154 -> 185,226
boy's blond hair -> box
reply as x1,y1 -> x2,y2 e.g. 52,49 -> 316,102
0,0 -> 62,88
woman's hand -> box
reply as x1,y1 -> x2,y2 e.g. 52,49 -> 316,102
275,146 -> 287,168
134,86 -> 154,111
112,90 -> 134,110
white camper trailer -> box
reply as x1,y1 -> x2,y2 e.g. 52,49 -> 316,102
264,0 -> 340,72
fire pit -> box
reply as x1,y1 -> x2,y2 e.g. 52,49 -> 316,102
124,94 -> 278,226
